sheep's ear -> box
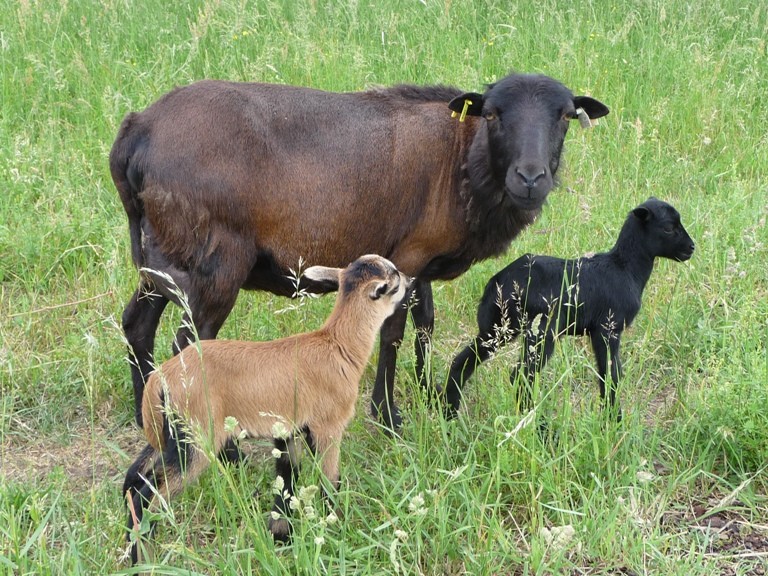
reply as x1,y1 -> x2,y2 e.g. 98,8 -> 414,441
369,281 -> 389,300
573,96 -> 610,119
448,92 -> 484,117
303,265 -> 341,286
632,206 -> 652,222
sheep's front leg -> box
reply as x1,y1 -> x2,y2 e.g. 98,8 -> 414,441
410,280 -> 436,398
269,435 -> 302,542
590,331 -> 623,421
372,302 -> 409,432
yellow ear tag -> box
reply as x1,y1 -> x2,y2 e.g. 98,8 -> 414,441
459,99 -> 472,122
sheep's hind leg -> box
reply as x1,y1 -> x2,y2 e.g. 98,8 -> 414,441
122,281 -> 169,427
170,244 -> 250,355
123,444 -> 157,565
269,434 -> 302,542
445,334 -> 497,419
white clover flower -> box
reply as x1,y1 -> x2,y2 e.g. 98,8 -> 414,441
636,471 -> 655,484
224,416 -> 239,434
271,448 -> 282,459
272,475 -> 285,495
299,485 -> 319,500
394,529 -> 408,542
303,505 -> 316,520
408,493 -> 427,516
314,536 -> 325,546
270,511 -> 281,521
271,421 -> 290,439
325,511 -> 338,525
540,524 -> 575,551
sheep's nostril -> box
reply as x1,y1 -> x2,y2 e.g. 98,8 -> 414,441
515,168 -> 546,189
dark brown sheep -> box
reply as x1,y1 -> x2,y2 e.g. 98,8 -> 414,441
110,72 -> 609,430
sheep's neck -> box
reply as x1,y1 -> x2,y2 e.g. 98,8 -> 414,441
426,125 -> 540,280
610,225 -> 655,289
321,301 -> 383,375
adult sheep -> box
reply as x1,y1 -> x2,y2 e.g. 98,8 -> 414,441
110,72 -> 609,431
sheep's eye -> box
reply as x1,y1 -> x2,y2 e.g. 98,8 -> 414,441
663,226 -> 675,235
484,111 -> 497,121
562,111 -> 575,122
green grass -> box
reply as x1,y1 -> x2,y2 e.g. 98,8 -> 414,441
1,0 -> 767,573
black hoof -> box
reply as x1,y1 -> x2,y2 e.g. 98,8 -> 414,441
371,400 -> 402,434
443,406 -> 459,421
269,517 -> 292,543
218,438 -> 245,465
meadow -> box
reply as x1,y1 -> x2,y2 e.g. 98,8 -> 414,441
1,0 -> 767,573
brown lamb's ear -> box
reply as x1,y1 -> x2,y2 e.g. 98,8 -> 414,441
369,281 -> 389,300
448,92 -> 484,117
303,265 -> 341,287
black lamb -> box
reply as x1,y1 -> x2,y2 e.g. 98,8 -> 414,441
446,197 -> 695,420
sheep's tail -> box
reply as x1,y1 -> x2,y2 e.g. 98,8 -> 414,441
109,112 -> 147,268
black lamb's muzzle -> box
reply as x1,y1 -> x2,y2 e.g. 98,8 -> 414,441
674,242 -> 695,262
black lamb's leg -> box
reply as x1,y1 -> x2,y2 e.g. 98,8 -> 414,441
591,331 -> 623,422
445,334 -> 496,418
517,327 -> 556,412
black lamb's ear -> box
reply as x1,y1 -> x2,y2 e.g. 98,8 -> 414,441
369,281 -> 389,300
448,92 -> 484,117
573,96 -> 610,119
632,206 -> 652,222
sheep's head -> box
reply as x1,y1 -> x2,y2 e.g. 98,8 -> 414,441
304,255 -> 412,320
631,197 -> 695,262
450,73 -> 610,211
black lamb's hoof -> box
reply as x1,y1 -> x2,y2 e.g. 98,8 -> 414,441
442,400 -> 461,421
